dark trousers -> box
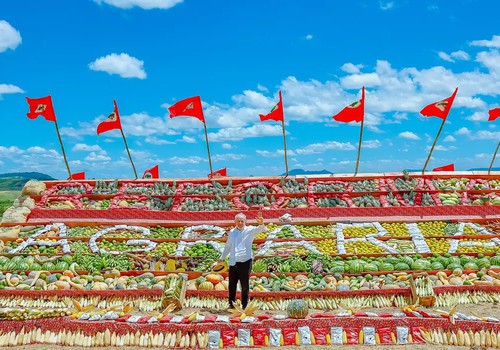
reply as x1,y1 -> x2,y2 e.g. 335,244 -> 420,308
228,259 -> 252,308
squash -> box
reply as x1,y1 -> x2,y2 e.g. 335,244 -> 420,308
205,274 -> 223,284
186,280 -> 197,291
198,281 -> 214,290
286,299 -> 309,319
214,282 -> 226,291
220,280 -> 229,289
62,270 -> 74,278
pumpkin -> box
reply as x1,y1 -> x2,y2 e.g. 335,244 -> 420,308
286,299 -> 309,319
198,281 -> 214,290
325,282 -> 336,291
220,280 -> 229,289
205,274 -> 223,284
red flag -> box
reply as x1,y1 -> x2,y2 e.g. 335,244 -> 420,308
68,172 -> 85,180
420,88 -> 458,120
489,107 -> 500,122
259,91 -> 284,122
26,95 -> 57,122
168,96 -> 205,123
97,100 -> 122,135
142,165 -> 159,179
208,167 -> 227,178
333,87 -> 365,123
433,164 -> 455,172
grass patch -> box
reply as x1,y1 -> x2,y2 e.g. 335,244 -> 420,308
0,191 -> 20,217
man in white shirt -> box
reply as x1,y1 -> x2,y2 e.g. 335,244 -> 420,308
218,211 -> 265,309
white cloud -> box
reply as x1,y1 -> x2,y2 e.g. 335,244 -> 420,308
72,143 -> 102,152
305,34 -> 313,40
0,84 -> 24,98
212,153 -> 246,162
475,153 -> 490,159
85,152 -> 111,162
476,50 -> 500,74
438,50 -> 470,62
341,63 -> 364,74
94,0 -> 183,9
0,20 -> 21,53
379,1 -> 394,10
181,135 -> 196,143
443,135 -> 456,142
169,156 -> 203,165
208,124 -> 283,142
456,127 -> 471,136
295,141 -> 355,155
466,111 -> 488,122
144,136 -> 174,145
472,130 -> 500,140
451,50 -> 470,61
0,146 -> 23,156
89,53 -> 146,79
425,145 -> 455,151
341,73 -> 381,89
398,131 -> 420,140
221,143 -> 232,150
256,150 -> 296,158
438,51 -> 453,62
470,35 -> 500,48
256,84 -> 268,92
362,140 -> 382,149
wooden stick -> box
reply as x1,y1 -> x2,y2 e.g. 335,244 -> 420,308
488,140 -> 500,174
354,117 -> 364,176
281,119 -> 289,177
120,128 -> 138,179
54,119 -> 72,180
203,122 -> 213,174
422,117 -> 446,174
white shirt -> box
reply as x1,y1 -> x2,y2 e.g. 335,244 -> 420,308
221,224 -> 265,266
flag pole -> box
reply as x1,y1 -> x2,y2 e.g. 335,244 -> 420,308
53,120 -> 72,180
119,128 -> 138,179
422,117 -> 446,174
488,140 -> 500,175
281,119 -> 289,177
354,117 -> 364,176
203,122 -> 213,174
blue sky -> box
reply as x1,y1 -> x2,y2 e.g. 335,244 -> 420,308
0,0 -> 499,179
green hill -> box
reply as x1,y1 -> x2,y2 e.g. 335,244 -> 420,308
0,172 -> 54,191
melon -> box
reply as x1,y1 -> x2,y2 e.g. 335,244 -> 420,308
286,299 -> 309,319
395,262 -> 410,271
348,261 -> 364,274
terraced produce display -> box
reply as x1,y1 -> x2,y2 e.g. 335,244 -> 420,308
1,173 -> 500,349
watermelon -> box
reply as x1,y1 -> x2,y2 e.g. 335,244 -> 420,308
431,262 -> 444,270
476,258 -> 490,268
447,263 -> 462,270
363,263 -> 379,272
448,256 -> 461,265
54,262 -> 69,271
436,256 -> 449,267
490,255 -> 500,266
412,259 -> 431,270
395,262 -> 410,271
15,262 -> 29,271
348,261 -> 364,274
384,256 -> 400,265
379,263 -> 395,271
29,262 -> 42,271
42,262 -> 55,271
400,256 -> 414,266
330,265 -> 345,273
11,256 -> 24,264
60,255 -> 73,264
0,256 -> 9,265
460,255 -> 474,264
